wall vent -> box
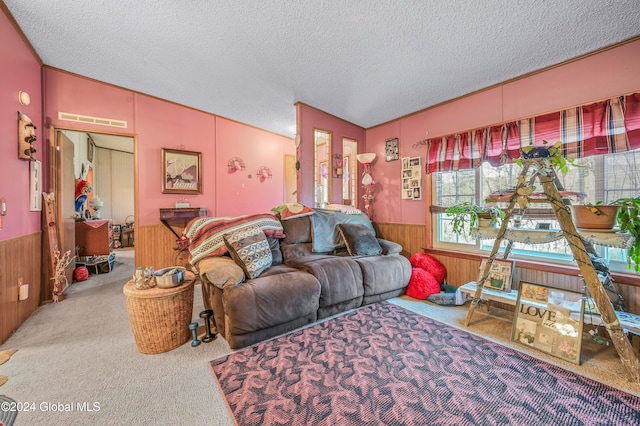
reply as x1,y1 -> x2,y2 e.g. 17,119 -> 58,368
58,112 -> 127,129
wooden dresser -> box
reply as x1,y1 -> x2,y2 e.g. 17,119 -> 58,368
76,219 -> 113,256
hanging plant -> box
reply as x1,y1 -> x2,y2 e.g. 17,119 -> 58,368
612,197 -> 640,272
516,140 -> 577,175
445,202 -> 505,237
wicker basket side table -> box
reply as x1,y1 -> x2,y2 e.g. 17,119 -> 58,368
123,271 -> 195,354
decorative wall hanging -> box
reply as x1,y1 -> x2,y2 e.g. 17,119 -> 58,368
401,157 -> 422,200
162,148 -> 203,194
227,157 -> 246,172
356,153 -> 377,219
385,138 -> 399,161
333,153 -> 343,178
30,160 -> 42,211
87,135 -> 95,162
257,166 -> 272,180
18,111 -> 37,160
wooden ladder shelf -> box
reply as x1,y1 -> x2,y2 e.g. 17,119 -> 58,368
464,158 -> 640,383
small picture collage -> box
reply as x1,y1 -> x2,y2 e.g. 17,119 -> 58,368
401,157 -> 422,200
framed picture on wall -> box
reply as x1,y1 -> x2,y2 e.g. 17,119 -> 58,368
385,138 -> 399,162
411,187 -> 421,200
162,148 -> 203,194
87,136 -> 95,162
512,282 -> 585,365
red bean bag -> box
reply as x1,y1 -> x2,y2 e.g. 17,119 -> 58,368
406,268 -> 441,300
74,266 -> 89,282
409,253 -> 446,284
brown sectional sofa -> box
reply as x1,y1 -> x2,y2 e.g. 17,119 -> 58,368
194,209 -> 412,349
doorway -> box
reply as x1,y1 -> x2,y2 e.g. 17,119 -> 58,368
341,138 -> 358,206
314,129 -> 332,207
53,128 -> 136,273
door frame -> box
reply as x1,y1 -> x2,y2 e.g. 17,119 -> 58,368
50,126 -> 138,280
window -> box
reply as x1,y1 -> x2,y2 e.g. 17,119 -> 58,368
433,149 -> 640,271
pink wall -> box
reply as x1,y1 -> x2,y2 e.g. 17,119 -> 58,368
296,103 -> 366,208
365,39 -> 640,226
43,69 -> 294,227
133,94 -> 216,224
215,117 -> 295,217
44,69 -> 135,131
0,8 -> 43,241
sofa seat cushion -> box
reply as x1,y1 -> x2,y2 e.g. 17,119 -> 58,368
258,263 -> 301,277
222,271 -> 321,336
285,255 -> 363,309
354,255 -> 412,304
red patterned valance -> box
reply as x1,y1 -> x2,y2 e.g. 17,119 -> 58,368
423,93 -> 640,173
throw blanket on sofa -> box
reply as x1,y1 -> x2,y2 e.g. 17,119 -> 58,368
310,209 -> 375,252
183,213 -> 285,265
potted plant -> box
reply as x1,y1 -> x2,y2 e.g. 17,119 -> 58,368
568,202 -> 621,230
516,140 -> 576,175
613,197 -> 640,272
445,202 -> 505,237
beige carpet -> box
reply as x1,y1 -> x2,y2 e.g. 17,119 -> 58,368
1,250 -> 639,425
391,296 -> 640,396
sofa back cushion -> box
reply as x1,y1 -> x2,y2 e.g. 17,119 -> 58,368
310,209 -> 375,253
267,237 -> 283,265
281,215 -> 313,245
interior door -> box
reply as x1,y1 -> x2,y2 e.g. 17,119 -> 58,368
56,131 -> 76,285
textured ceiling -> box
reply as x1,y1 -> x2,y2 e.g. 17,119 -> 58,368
5,1 -> 640,137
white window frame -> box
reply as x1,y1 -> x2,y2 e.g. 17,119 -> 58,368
432,150 -> 640,273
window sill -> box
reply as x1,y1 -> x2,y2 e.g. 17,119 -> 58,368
424,247 -> 640,287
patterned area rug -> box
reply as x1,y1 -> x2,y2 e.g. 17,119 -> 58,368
211,302 -> 640,426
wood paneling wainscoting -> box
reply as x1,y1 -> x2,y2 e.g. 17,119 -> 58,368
1,232 -> 42,344
373,222 -> 426,259
136,224 -> 188,270
371,222 -> 640,315
426,249 -> 640,315
135,220 -> 640,315
140,221 -> 428,269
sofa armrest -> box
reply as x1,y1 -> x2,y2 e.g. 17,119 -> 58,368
377,238 -> 403,255
197,256 -> 245,289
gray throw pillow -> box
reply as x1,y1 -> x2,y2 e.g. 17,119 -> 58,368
224,226 -> 272,279
337,223 -> 383,256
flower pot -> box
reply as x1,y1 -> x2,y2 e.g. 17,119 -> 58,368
568,205 -> 620,230
477,212 -> 496,228
478,218 -> 493,228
